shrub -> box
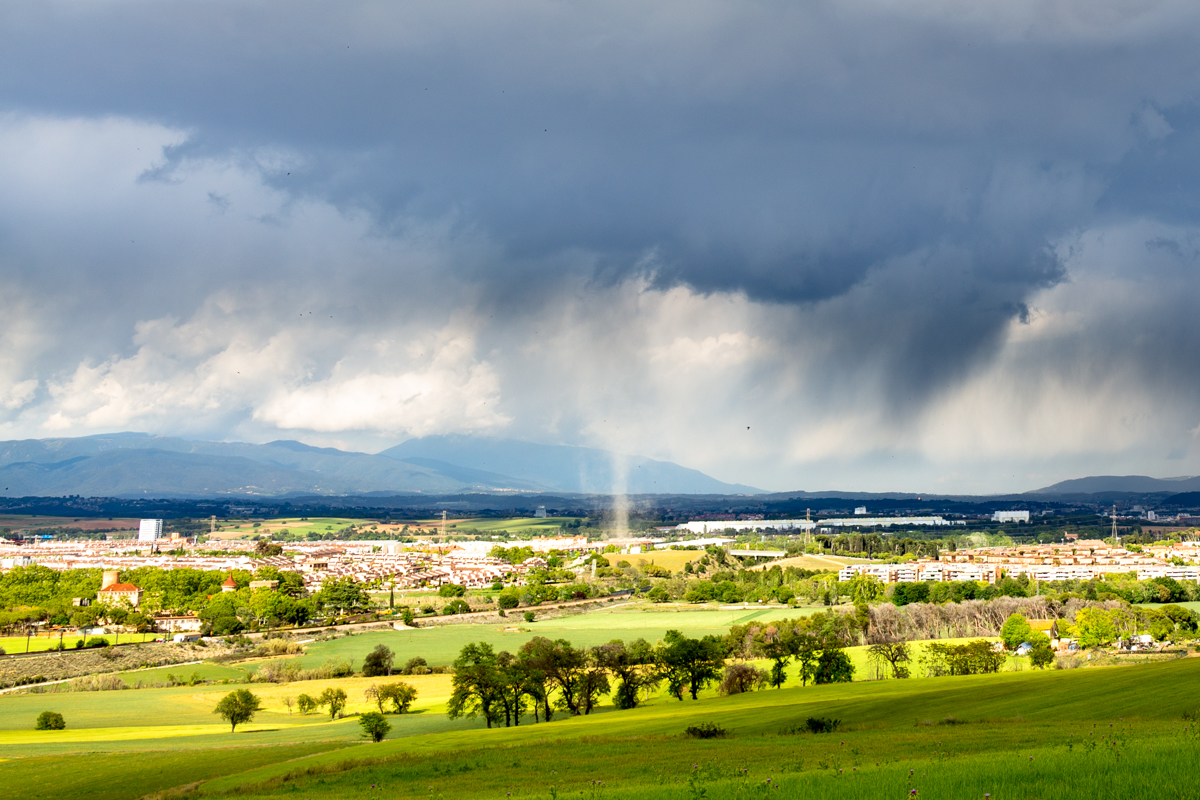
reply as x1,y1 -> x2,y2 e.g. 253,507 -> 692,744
35,711 -> 65,730
442,599 -> 471,615
438,584 -> 466,598
684,722 -> 727,739
85,637 -> 110,648
524,611 -> 536,623
401,656 -> 428,675
497,592 -> 520,609
804,716 -> 840,734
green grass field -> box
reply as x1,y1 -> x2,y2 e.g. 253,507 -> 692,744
0,632 -> 157,654
3,633 -> 1199,798
4,598 -> 1198,799
448,517 -> 580,535
196,657 -> 1200,800
262,604 -> 826,671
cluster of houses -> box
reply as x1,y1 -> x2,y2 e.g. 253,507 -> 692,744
839,539 -> 1200,584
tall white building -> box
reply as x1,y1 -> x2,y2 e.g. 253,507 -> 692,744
137,519 -> 163,542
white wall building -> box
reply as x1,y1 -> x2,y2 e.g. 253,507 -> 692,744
819,516 -> 956,528
992,511 -> 1031,523
138,519 -> 163,542
678,519 -> 816,535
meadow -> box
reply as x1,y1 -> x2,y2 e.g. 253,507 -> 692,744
191,658 -> 1200,799
257,603 -> 826,671
4,601 -> 1197,799
0,631 -> 156,654
1,628 -> 1197,798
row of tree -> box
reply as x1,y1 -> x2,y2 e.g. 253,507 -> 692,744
447,628 -> 854,728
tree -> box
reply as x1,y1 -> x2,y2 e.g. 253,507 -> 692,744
448,642 -> 503,728
814,646 -> 854,684
364,684 -> 385,713
516,640 -> 555,723
867,641 -> 911,679
795,633 -> 822,686
359,711 -> 392,742
849,573 -> 884,603
596,638 -> 661,709
213,689 -> 263,732
999,613 -> 1033,651
35,711 -> 66,730
519,637 -> 588,715
378,682 -> 419,713
759,630 -> 796,689
362,644 -> 395,677
658,630 -> 726,700
1073,608 -> 1117,649
438,584 -> 466,598
1028,632 -> 1055,669
718,663 -> 767,695
296,693 -> 317,715
319,687 -> 348,720
315,577 -> 372,616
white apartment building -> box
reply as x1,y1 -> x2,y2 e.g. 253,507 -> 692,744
137,519 -> 163,542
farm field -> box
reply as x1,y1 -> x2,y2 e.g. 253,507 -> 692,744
0,515 -> 141,531
212,517 -> 380,540
0,632 -> 156,654
259,603 -> 827,671
447,517 -> 580,535
1,656 -> 1192,799
603,549 -> 702,572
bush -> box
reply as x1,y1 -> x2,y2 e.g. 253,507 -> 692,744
401,656 -> 428,675
85,637 -> 110,648
497,592 -> 520,609
438,584 -> 466,598
684,722 -> 727,739
804,716 -> 840,734
524,611 -> 536,623
442,599 -> 471,615
35,711 -> 65,730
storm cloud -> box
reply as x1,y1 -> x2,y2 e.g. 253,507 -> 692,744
1,0 -> 1200,491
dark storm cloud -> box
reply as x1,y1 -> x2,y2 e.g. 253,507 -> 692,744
2,0 -> 1200,470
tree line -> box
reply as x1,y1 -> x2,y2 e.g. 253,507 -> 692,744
446,625 -> 854,728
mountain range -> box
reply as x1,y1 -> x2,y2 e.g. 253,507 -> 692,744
1031,475 -> 1200,495
0,433 -> 763,498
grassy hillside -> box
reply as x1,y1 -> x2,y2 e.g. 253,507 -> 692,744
2,653 -> 1198,799
198,657 -> 1200,800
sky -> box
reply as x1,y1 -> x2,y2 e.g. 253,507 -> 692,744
1,0 -> 1199,494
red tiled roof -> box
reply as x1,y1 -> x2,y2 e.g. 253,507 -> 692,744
99,583 -> 140,592
222,576 -> 238,587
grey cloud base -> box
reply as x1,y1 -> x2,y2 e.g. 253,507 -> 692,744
0,2 -> 1198,491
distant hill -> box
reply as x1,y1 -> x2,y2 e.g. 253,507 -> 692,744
1031,475 -> 1200,495
0,433 -> 760,497
379,435 -> 764,495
